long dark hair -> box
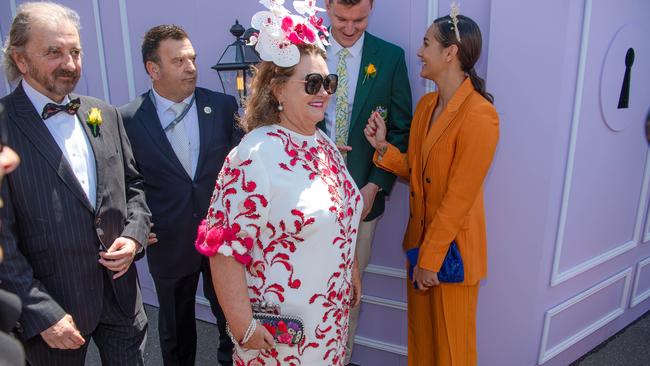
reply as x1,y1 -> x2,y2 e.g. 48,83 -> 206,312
433,14 -> 493,103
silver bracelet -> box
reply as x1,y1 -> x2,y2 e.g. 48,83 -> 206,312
226,317 -> 257,346
241,318 -> 257,345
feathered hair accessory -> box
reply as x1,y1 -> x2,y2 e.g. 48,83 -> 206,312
449,1 -> 461,43
248,0 -> 330,67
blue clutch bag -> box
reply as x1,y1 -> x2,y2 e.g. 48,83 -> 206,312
406,241 -> 464,285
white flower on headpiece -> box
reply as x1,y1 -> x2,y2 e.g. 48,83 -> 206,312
252,11 -> 284,40
250,0 -> 328,67
293,0 -> 325,16
255,30 -> 299,67
260,0 -> 290,17
251,10 -> 297,66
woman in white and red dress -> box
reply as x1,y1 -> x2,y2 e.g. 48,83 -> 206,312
195,3 -> 362,365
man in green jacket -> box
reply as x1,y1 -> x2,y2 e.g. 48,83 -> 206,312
324,0 -> 412,363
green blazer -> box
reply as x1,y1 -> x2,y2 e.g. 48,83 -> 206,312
321,31 -> 413,221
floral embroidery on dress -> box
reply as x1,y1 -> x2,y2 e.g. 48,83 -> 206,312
269,129 -> 361,364
195,157 -> 266,265
197,126 -> 362,366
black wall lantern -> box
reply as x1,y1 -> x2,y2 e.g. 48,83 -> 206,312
212,20 -> 260,107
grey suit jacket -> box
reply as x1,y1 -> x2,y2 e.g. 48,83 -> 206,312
0,82 -> 151,340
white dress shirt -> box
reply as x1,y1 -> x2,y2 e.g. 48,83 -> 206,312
23,80 -> 97,208
151,87 -> 200,178
324,33 -> 365,140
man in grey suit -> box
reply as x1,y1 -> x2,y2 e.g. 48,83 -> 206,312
0,2 -> 151,365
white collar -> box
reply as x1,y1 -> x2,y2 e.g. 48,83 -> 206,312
328,32 -> 365,58
151,86 -> 194,114
22,80 -> 71,118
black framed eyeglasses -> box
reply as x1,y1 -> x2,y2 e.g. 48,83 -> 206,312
294,73 -> 338,95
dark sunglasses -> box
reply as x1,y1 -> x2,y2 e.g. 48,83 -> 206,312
295,73 -> 339,95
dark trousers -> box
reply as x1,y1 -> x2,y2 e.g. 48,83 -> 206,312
152,257 -> 232,366
23,272 -> 148,366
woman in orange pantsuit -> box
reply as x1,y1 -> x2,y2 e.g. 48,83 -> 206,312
364,12 -> 499,366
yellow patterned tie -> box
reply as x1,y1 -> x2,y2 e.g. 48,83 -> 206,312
335,48 -> 350,157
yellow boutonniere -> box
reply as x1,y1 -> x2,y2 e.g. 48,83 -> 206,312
87,107 -> 103,137
363,63 -> 377,84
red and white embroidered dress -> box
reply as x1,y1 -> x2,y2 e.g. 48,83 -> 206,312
197,125 -> 363,365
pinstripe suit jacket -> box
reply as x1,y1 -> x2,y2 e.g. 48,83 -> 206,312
0,82 -> 151,341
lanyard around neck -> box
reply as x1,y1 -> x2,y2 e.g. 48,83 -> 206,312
149,89 -> 196,132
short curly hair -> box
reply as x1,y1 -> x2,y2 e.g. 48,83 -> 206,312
240,44 -> 326,132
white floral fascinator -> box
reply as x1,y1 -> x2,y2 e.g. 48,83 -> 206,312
249,0 -> 329,67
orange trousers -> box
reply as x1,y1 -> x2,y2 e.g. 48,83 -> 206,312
407,281 -> 479,366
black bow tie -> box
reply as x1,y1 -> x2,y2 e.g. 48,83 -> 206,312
41,98 -> 81,120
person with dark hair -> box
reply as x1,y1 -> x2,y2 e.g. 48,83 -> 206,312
323,1 -> 412,362
195,2 -> 362,365
0,2 -> 151,365
119,24 -> 240,366
365,6 -> 499,365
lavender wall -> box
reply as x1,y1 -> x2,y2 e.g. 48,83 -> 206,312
2,0 -> 649,365
484,1 -> 650,366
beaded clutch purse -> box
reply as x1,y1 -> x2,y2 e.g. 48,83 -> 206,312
252,301 -> 305,346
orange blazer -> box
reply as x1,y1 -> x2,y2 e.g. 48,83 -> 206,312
375,78 -> 499,285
